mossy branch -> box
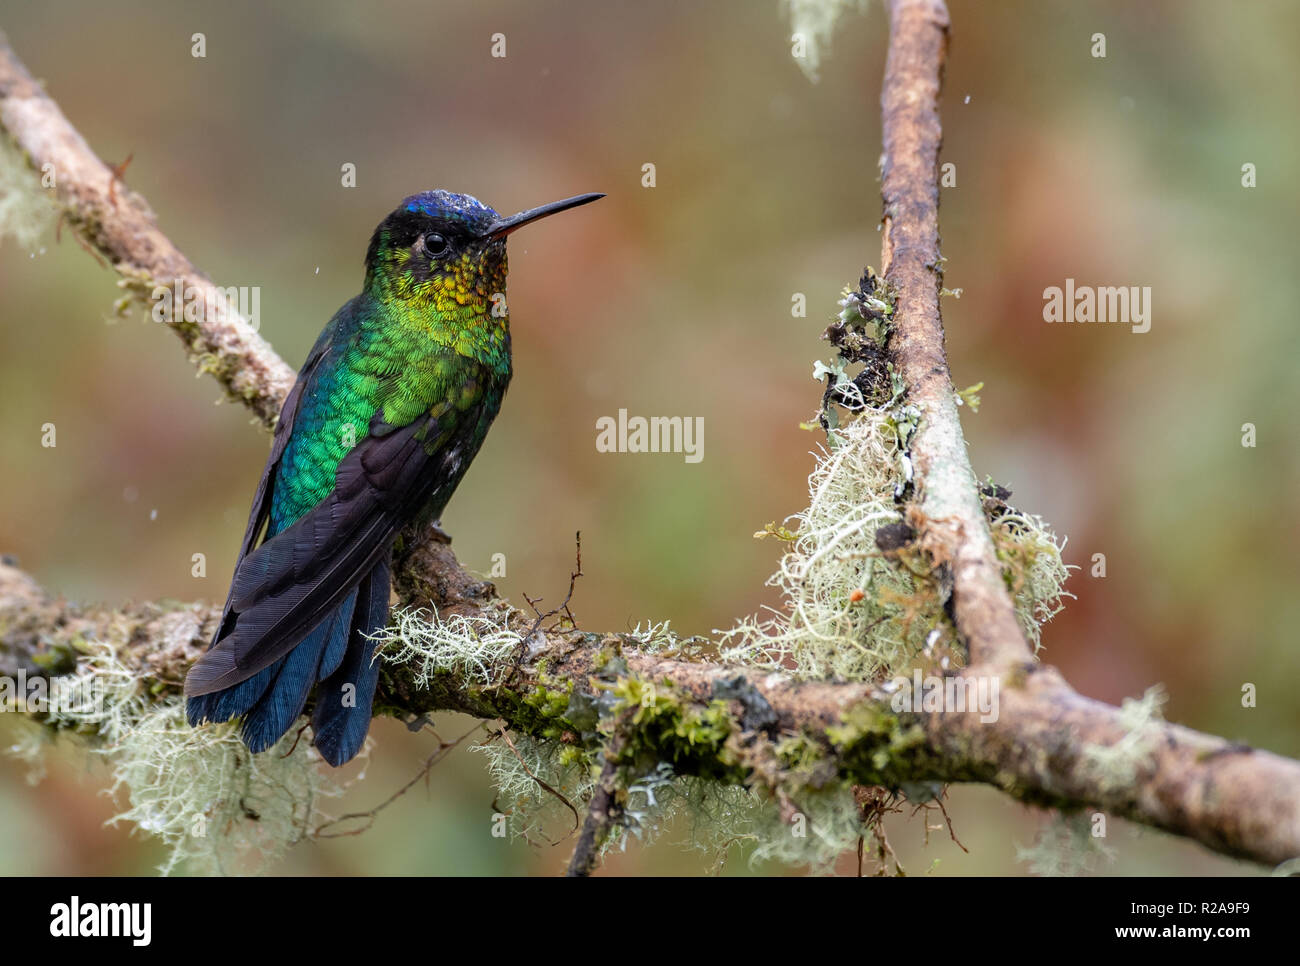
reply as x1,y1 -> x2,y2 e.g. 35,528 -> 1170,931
2,9 -> 1299,873
5,550 -> 1300,866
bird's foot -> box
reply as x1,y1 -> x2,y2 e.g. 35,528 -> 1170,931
427,519 -> 453,545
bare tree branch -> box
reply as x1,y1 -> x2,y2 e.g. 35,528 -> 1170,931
0,31 -> 294,427
880,0 -> 1030,669
1,11 -> 1297,872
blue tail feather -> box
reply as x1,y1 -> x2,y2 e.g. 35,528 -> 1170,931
187,661 -> 277,727
186,564 -> 386,766
317,588 -> 357,682
240,590 -> 358,754
312,560 -> 391,767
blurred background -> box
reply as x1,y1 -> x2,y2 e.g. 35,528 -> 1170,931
1,0 -> 1296,875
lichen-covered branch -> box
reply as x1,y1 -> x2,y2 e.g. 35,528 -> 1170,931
1,17 -> 1298,873
5,552 -> 1299,865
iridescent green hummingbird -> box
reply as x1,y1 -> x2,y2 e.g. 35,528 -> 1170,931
185,189 -> 603,765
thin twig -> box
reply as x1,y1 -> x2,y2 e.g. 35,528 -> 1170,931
566,728 -> 626,877
496,727 -> 581,839
523,531 -> 584,641
313,722 -> 482,838
509,532 -> 583,687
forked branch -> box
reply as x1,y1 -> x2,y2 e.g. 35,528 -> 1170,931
1,11 -> 1297,872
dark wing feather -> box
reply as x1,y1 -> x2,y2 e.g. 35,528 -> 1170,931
239,587 -> 357,753
186,340 -> 329,723
184,409 -> 451,697
214,343 -> 329,610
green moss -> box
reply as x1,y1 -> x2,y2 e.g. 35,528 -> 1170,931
772,733 -> 840,791
775,734 -> 824,771
592,645 -> 621,671
825,702 -> 928,785
31,640 -> 80,675
504,684 -> 578,741
557,744 -> 590,770
603,677 -> 741,781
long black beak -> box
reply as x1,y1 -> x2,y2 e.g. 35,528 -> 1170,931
483,192 -> 604,238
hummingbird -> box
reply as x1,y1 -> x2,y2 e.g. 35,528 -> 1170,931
185,189 -> 603,765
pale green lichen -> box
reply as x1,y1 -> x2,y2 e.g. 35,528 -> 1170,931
472,730 -> 874,874
718,408 -> 936,682
5,715 -> 52,785
373,602 -> 523,688
665,780 -> 870,872
1080,685 -> 1166,793
471,734 -> 595,845
0,133 -> 56,251
1016,810 -> 1117,876
990,508 -> 1073,653
472,735 -> 695,855
106,698 -> 344,876
784,0 -> 870,83
622,620 -> 684,653
719,376 -> 1072,679
374,604 -> 686,693
8,641 -> 348,875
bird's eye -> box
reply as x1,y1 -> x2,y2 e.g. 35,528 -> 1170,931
423,233 -> 449,257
